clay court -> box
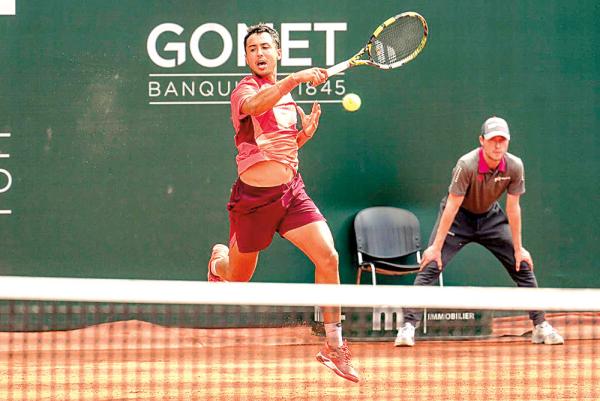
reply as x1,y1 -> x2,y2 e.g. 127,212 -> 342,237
1,313 -> 597,401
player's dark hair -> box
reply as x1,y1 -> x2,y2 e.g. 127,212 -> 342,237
244,23 -> 280,51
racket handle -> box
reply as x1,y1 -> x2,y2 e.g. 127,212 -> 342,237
326,61 -> 350,77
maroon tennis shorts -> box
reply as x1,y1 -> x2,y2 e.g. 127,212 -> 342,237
227,173 -> 326,253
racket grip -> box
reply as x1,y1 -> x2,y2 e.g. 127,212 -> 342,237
326,61 -> 350,77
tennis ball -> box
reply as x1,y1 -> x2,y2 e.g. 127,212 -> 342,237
342,93 -> 361,112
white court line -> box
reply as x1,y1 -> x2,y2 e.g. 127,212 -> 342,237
0,210 -> 12,215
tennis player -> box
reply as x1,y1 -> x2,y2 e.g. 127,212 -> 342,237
207,24 -> 359,382
395,116 -> 564,347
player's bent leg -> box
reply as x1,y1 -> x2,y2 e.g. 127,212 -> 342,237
283,221 -> 360,382
483,236 -> 564,345
207,240 -> 259,282
282,220 -> 339,283
283,221 -> 340,323
399,235 -> 465,346
225,240 -> 260,282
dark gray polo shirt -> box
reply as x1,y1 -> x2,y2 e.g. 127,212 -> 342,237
448,148 -> 525,214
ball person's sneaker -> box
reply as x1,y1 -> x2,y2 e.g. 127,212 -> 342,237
394,322 -> 416,347
532,321 -> 564,345
316,340 -> 360,382
207,244 -> 228,282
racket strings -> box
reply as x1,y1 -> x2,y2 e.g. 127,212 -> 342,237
369,17 -> 425,67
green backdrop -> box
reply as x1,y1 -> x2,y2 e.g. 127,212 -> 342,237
0,1 -> 598,287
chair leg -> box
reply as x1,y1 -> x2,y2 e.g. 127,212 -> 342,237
369,263 -> 377,285
356,268 -> 362,285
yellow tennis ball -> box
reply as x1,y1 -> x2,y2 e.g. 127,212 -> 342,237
342,93 -> 361,112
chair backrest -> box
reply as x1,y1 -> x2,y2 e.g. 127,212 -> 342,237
354,207 -> 421,259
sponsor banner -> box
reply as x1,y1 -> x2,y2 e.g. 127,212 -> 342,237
146,22 -> 349,106
314,307 -> 493,340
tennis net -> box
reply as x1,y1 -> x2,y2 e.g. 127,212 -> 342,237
0,276 -> 598,401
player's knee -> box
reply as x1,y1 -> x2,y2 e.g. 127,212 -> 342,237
518,261 -> 532,271
325,249 -> 339,268
316,249 -> 339,272
414,263 -> 441,285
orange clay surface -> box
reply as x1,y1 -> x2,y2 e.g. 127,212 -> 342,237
0,313 -> 598,401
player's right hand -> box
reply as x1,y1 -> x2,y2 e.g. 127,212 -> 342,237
420,245 -> 443,271
294,67 -> 328,87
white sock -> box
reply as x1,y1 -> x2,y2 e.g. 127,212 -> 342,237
324,322 -> 343,348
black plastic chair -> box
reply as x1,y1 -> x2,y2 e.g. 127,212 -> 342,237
354,206 -> 423,285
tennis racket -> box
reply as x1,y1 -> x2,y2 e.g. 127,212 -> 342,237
326,12 -> 428,77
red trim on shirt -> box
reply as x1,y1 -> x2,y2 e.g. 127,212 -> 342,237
478,147 -> 506,174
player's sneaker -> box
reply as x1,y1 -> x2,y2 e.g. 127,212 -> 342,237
394,322 -> 416,347
207,244 -> 228,282
532,321 -> 564,345
316,340 -> 360,382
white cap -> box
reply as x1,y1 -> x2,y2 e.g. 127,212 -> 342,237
481,116 -> 510,140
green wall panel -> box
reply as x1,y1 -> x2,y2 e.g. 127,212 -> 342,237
0,1 -> 598,287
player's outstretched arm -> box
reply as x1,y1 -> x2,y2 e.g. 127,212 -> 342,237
241,68 -> 328,116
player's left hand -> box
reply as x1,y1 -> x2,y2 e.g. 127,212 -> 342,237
515,247 -> 534,271
296,102 -> 321,138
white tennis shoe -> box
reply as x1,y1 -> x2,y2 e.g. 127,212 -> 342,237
532,321 -> 564,345
394,322 -> 416,347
